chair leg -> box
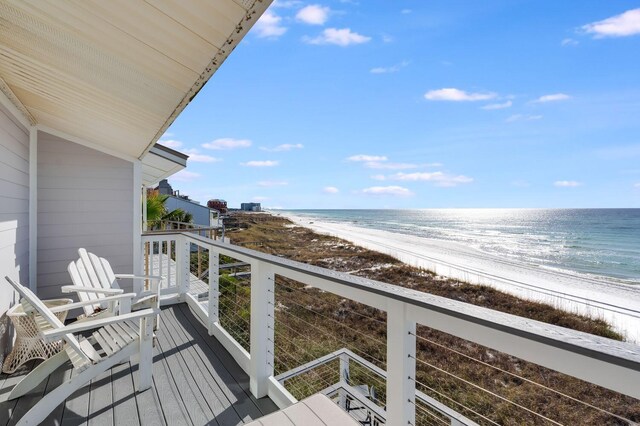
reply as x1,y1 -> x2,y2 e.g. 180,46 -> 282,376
15,346 -> 134,426
137,317 -> 153,391
9,350 -> 69,400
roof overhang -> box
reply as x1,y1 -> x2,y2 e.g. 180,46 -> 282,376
142,143 -> 188,187
0,0 -> 271,160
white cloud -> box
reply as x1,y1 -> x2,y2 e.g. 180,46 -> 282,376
561,38 -> 579,46
296,5 -> 330,25
362,186 -> 413,196
272,0 -> 302,8
534,93 -> 571,103
260,143 -> 304,152
582,8 -> 640,38
554,180 -> 582,187
347,154 -> 388,162
401,9 -> 412,14
202,138 -> 252,150
370,174 -> 386,181
252,196 -> 269,202
182,149 -> 221,163
506,114 -> 543,123
424,88 -> 496,102
258,180 -> 288,187
304,28 -> 371,46
241,160 -> 279,167
159,139 -> 183,149
171,170 -> 201,182
364,161 -> 418,170
370,60 -> 410,74
323,186 -> 339,194
381,34 -> 394,43
254,11 -> 287,39
389,171 -> 473,187
634,182 -> 640,188
481,100 -> 512,110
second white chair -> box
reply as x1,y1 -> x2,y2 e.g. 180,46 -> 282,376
63,248 -> 163,319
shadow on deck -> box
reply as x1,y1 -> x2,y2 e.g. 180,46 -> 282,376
0,304 -> 278,426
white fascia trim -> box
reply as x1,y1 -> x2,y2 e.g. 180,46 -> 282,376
0,78 -> 35,129
36,124 -> 138,163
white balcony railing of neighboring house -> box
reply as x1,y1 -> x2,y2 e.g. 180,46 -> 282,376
141,231 -> 640,425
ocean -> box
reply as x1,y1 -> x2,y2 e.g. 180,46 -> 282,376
281,209 -> 640,285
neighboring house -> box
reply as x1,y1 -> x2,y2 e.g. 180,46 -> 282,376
164,195 -> 215,228
241,202 -> 262,212
208,199 -> 228,214
149,179 -> 216,228
0,0 -> 267,353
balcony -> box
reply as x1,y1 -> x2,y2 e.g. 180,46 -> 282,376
139,231 -> 640,425
0,305 -> 278,425
2,231 -> 639,425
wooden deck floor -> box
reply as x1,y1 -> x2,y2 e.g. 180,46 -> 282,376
0,304 -> 278,426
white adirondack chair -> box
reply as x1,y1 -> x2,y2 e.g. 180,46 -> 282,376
62,248 -> 162,319
4,276 -> 157,426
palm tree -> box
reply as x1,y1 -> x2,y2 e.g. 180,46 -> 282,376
146,192 -> 169,229
162,209 -> 193,227
146,192 -> 194,230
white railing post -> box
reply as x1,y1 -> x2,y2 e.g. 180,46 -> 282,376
249,261 -> 275,398
339,352 -> 350,410
387,300 -> 416,426
208,248 -> 219,335
176,235 -> 190,300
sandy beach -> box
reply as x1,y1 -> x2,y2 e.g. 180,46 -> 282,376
280,212 -> 640,342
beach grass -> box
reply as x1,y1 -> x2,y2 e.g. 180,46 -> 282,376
223,212 -> 639,424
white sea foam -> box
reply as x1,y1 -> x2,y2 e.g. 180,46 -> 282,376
280,212 -> 640,342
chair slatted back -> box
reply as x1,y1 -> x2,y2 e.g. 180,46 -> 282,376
85,250 -> 120,291
69,249 -> 121,316
4,276 -> 91,369
68,258 -> 100,316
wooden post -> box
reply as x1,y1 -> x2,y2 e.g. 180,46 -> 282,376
208,249 -> 219,335
249,261 -> 274,398
176,235 -> 190,300
197,245 -> 202,278
138,315 -> 154,390
386,300 -> 416,426
144,241 -> 150,291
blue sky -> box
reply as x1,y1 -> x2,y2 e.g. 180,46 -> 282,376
162,1 -> 640,209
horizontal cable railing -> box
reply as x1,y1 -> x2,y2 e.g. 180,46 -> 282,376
142,231 -> 640,425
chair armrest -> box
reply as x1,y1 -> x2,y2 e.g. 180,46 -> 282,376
42,308 -> 159,341
48,293 -> 137,313
61,285 -> 124,295
115,274 -> 164,293
114,274 -> 164,282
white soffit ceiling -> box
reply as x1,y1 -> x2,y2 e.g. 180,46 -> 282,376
0,0 -> 271,159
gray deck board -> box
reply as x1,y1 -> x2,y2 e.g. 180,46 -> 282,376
174,304 -> 278,418
110,362 -> 141,426
0,305 -> 278,425
87,367 -> 114,426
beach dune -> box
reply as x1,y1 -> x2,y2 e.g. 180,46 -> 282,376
282,213 -> 640,342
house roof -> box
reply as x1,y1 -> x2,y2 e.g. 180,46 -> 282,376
142,143 -> 188,187
0,0 -> 270,160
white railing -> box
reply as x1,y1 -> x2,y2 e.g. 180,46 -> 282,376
142,231 -> 640,425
